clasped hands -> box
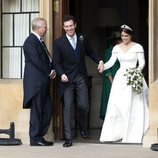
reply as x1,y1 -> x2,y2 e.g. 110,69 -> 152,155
98,60 -> 104,73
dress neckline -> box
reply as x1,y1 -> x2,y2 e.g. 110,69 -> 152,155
118,43 -> 137,53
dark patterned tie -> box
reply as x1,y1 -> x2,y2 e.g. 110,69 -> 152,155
40,38 -> 52,62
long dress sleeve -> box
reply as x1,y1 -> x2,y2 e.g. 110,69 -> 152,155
137,45 -> 145,70
104,51 -> 117,71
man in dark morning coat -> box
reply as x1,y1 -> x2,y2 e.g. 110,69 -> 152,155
53,15 -> 103,147
23,17 -> 56,146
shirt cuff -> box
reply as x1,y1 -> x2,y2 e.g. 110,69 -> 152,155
49,70 -> 55,76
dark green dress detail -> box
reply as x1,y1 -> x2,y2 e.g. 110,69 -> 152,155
99,45 -> 120,120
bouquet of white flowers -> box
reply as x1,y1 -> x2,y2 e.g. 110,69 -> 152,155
124,68 -> 143,94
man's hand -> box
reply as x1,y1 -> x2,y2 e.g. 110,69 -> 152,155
61,74 -> 68,82
98,60 -> 104,73
50,70 -> 56,79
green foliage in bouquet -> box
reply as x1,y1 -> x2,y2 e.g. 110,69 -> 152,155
124,68 -> 143,94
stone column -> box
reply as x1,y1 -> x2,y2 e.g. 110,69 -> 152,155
39,0 -> 54,142
143,0 -> 158,147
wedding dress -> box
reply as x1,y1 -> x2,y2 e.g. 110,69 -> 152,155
99,43 -> 149,143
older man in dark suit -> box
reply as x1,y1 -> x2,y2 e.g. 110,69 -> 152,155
23,17 -> 56,146
53,15 -> 102,147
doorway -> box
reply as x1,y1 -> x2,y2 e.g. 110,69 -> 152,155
67,0 -> 148,142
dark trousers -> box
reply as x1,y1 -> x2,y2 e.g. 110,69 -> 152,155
29,81 -> 53,143
63,74 -> 89,139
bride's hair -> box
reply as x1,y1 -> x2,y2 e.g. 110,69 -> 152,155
120,24 -> 134,36
120,24 -> 135,41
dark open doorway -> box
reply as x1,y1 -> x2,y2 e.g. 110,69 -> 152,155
68,0 -> 148,142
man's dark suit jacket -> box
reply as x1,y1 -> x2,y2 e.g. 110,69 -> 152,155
23,33 -> 52,108
53,34 -> 100,98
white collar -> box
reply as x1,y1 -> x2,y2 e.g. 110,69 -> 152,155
66,34 -> 77,41
32,31 -> 42,41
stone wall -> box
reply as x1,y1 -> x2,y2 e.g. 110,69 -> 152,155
0,79 -> 30,144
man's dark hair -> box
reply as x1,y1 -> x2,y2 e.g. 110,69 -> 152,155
63,15 -> 77,25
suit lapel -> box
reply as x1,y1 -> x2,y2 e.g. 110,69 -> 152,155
31,33 -> 51,63
76,35 -> 83,60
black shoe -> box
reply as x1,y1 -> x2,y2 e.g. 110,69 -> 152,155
63,139 -> 72,147
77,122 -> 88,139
30,140 -> 53,146
43,140 -> 54,146
80,130 -> 87,139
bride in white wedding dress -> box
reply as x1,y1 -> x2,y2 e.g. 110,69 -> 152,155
98,24 -> 149,143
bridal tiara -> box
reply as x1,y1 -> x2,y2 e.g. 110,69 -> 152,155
121,24 -> 133,31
